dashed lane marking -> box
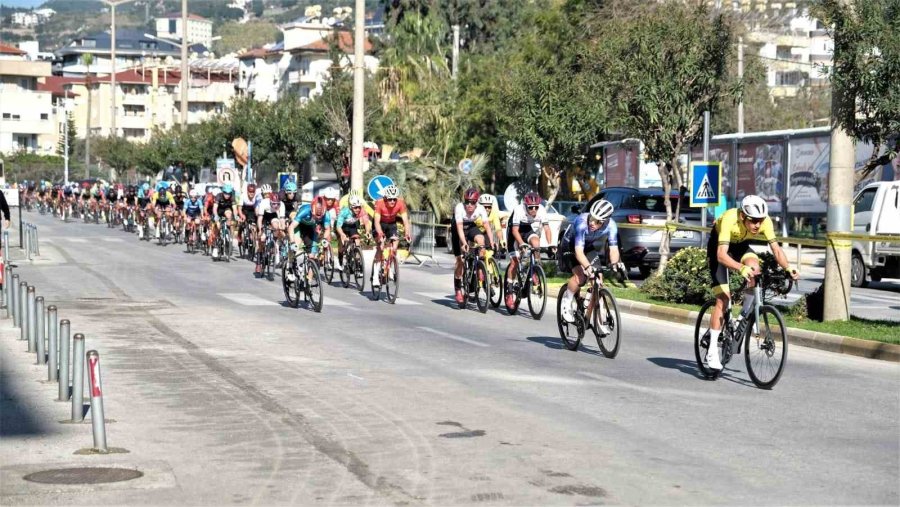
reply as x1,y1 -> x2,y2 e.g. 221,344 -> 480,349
393,298 -> 421,305
101,237 -> 124,242
66,238 -> 88,243
218,292 -> 279,306
415,292 -> 452,300
417,326 -> 489,347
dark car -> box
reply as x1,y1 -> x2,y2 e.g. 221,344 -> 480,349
560,187 -> 711,276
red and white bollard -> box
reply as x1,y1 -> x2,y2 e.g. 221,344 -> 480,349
86,350 -> 108,453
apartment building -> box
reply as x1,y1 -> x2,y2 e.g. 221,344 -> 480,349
54,29 -> 208,77
0,44 -> 56,155
155,13 -> 215,48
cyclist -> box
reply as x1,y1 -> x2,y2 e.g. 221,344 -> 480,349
704,195 -> 799,370
336,194 -> 372,269
238,183 -> 261,249
372,185 -> 411,289
183,188 -> 204,245
504,191 -> 553,308
151,181 -> 175,238
212,183 -> 238,257
254,185 -> 284,276
288,196 -> 332,258
279,182 -> 301,221
556,199 -> 622,325
451,187 -> 496,304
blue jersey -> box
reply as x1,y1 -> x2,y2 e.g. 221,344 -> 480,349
137,187 -> 151,200
184,197 -> 204,217
336,206 -> 364,228
563,213 -> 618,250
293,204 -> 332,228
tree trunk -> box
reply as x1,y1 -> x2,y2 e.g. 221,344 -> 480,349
85,72 -> 92,178
655,161 -> 674,274
541,165 -> 561,205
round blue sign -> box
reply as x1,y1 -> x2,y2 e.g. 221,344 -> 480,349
367,175 -> 395,200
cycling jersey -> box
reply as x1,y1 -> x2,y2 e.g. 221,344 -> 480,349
215,192 -> 236,215
152,191 -> 174,206
374,198 -> 408,224
713,207 -> 776,246
561,213 -> 618,250
475,207 -> 502,235
183,197 -> 204,218
279,191 -> 301,216
707,207 -> 774,294
510,203 -> 549,231
453,202 -> 489,224
336,206 -> 367,228
292,204 -> 332,228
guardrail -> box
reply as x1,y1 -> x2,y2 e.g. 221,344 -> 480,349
405,211 -> 440,266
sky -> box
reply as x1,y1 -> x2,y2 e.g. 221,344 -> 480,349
2,0 -> 46,8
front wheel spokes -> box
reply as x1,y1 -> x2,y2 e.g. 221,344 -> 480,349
744,306 -> 788,389
593,288 -> 621,358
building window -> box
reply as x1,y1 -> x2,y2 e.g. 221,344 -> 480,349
300,86 -> 311,98
169,19 -> 177,34
776,71 -> 806,86
82,39 -> 96,48
2,113 -> 9,119
40,113 -> 48,120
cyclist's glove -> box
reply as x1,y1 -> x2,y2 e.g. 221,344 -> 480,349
739,265 -> 754,280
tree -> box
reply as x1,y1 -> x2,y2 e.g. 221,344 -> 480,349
94,135 -> 135,179
252,0 -> 264,18
595,1 -> 738,270
813,0 -> 900,183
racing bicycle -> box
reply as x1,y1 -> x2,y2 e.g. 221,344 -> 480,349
282,244 -> 323,312
505,244 -> 547,319
556,256 -> 623,358
458,244 -> 490,312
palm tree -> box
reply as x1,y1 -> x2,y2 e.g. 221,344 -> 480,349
82,53 -> 94,178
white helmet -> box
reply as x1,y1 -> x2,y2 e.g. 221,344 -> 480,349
211,187 -> 222,197
589,199 -> 614,221
189,188 -> 201,198
322,187 -> 339,199
260,184 -> 272,195
382,184 -> 400,199
348,195 -> 363,207
741,195 -> 769,219
478,193 -> 496,207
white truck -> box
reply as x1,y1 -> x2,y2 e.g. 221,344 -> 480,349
851,181 -> 900,287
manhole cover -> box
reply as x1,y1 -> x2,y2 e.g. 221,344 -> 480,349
23,467 -> 143,485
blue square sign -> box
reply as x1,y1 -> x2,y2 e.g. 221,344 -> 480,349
689,161 -> 722,207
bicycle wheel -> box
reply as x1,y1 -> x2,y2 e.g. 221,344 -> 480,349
323,247 -> 335,283
187,228 -> 194,254
744,305 -> 788,389
352,248 -> 365,292
504,263 -> 521,314
487,257 -> 502,308
474,260 -> 489,313
224,230 -> 233,261
593,288 -> 621,358
556,285 -> 583,351
385,255 -> 399,304
306,261 -> 324,312
694,300 -> 724,379
370,256 -> 382,301
282,261 -> 300,307
528,265 -> 547,320
339,249 -> 350,287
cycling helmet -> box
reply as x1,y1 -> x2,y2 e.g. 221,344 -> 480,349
523,191 -> 541,207
211,188 -> 222,197
478,194 -> 496,207
159,181 -> 169,190
222,183 -> 233,194
322,187 -> 339,199
260,184 -> 272,195
311,196 -> 326,217
589,199 -> 615,221
189,189 -> 201,199
246,183 -> 257,194
382,184 -> 400,199
348,195 -> 363,207
269,192 -> 280,204
741,195 -> 769,219
141,182 -> 150,191
283,182 -> 298,192
463,187 -> 480,203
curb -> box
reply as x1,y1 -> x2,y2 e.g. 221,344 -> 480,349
546,283 -> 900,363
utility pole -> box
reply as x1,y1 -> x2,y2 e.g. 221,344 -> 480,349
180,0 -> 188,126
63,89 -> 70,185
451,25 -> 460,80
349,0 -> 365,194
737,36 -> 744,134
110,2 -> 117,138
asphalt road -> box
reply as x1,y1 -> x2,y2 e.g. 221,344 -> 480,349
1,211 -> 898,505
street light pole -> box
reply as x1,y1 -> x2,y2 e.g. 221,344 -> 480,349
181,0 -> 188,126
103,0 -> 135,139
349,0 -> 365,194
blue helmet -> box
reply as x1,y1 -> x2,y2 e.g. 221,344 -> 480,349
223,183 -> 234,194
159,181 -> 169,190
283,182 -> 297,192
141,182 -> 150,191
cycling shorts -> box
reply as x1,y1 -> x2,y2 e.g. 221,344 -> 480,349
341,223 -> 361,238
378,222 -> 399,242
450,221 -> 483,257
707,226 -> 759,295
262,212 -> 278,228
506,225 -> 539,254
155,201 -> 172,209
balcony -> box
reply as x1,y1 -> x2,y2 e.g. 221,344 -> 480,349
117,114 -> 148,130
120,93 -> 148,106
0,60 -> 51,78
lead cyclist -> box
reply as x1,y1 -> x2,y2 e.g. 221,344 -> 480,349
705,195 -> 799,371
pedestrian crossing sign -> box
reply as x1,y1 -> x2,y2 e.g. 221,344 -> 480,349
689,161 -> 722,207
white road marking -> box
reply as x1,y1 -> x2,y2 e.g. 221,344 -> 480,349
101,237 -> 124,242
394,297 -> 422,305
474,370 -> 587,385
416,292 -> 452,300
417,326 -> 489,347
578,371 -> 734,400
219,293 -> 279,306
323,297 -> 352,307
66,238 -> 88,243
347,372 -> 365,381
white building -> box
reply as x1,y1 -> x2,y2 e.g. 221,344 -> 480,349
155,13 -> 215,48
0,44 -> 56,155
748,12 -> 833,98
10,8 -> 53,27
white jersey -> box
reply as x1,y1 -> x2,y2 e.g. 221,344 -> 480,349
511,203 -> 549,231
454,202 -> 489,224
256,198 -> 285,218
242,193 -> 261,208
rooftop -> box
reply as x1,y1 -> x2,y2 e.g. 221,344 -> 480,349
0,43 -> 27,56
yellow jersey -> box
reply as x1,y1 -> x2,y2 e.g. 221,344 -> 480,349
714,207 -> 776,245
475,207 -> 502,235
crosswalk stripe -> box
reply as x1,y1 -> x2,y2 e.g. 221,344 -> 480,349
219,293 -> 278,306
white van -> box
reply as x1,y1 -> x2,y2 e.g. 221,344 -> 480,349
851,181 -> 900,287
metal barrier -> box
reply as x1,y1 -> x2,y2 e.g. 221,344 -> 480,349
22,224 -> 39,260
406,210 -> 439,266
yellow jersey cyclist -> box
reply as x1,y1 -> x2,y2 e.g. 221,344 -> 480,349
475,194 -> 505,250
705,195 -> 799,371
557,199 -> 622,325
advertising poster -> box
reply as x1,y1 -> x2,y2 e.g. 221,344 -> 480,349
787,136 -> 830,213
854,142 -> 900,192
736,142 -> 784,213
691,144 -> 734,206
603,146 -> 639,188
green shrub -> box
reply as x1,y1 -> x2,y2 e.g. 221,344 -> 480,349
641,247 -> 743,305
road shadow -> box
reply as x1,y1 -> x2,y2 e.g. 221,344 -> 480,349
526,336 -> 603,356
647,357 -> 758,388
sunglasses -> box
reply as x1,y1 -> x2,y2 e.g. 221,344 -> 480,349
465,200 -> 477,205
483,206 -> 492,211
527,205 -> 539,211
386,198 -> 398,203
746,217 -> 765,225
351,205 -> 361,210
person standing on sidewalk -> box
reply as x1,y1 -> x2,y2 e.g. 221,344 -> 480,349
0,189 -> 10,286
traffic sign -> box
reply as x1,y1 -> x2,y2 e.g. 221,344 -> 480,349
278,172 -> 297,190
458,158 -> 474,175
689,161 -> 722,207
367,175 -> 394,200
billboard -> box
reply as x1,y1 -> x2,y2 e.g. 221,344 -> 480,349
787,136 -> 830,213
603,145 -> 639,188
736,142 -> 784,214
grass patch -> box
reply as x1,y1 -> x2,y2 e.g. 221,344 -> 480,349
546,277 -> 899,344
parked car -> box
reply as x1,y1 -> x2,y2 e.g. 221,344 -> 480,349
563,187 -> 712,276
850,181 -> 900,287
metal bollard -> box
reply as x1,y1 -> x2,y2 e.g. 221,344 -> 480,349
16,279 -> 25,331
35,296 -> 45,364
58,320 -> 70,401
3,230 -> 9,264
10,273 -> 19,323
48,306 -> 58,381
3,265 -> 10,316
71,333 -> 85,422
24,225 -> 30,261
33,226 -> 39,256
86,350 -> 108,452
26,286 -> 36,352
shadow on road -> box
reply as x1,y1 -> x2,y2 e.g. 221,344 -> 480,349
0,367 -> 52,437
646,356 -> 707,379
527,336 -> 602,356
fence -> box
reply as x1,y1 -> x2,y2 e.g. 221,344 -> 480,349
405,210 -> 439,266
